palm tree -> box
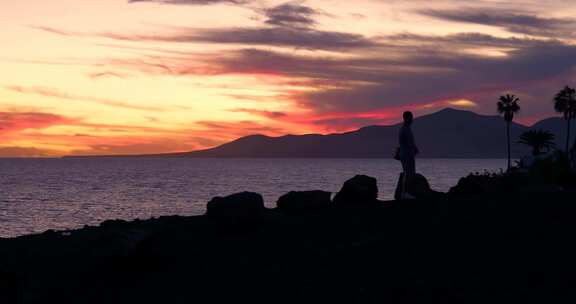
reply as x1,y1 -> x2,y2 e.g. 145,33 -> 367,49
553,86 -> 576,153
518,129 -> 555,156
497,94 -> 520,171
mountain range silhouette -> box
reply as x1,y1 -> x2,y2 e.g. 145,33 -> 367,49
71,108 -> 575,158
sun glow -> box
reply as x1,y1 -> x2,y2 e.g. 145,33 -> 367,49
447,99 -> 478,108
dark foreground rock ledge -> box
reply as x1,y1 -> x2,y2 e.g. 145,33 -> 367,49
2,179 -> 576,303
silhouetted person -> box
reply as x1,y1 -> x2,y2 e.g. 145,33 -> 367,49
399,111 -> 419,199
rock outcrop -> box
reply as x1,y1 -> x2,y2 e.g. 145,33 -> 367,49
206,192 -> 265,217
394,173 -> 443,200
333,175 -> 378,205
276,190 -> 331,215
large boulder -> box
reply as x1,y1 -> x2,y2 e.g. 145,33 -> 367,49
394,173 -> 442,200
206,192 -> 265,217
276,190 -> 331,215
333,175 -> 378,205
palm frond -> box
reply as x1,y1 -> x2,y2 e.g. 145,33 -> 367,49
497,94 -> 520,120
518,129 -> 556,156
554,86 -> 576,117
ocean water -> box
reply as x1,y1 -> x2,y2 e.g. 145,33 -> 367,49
0,158 -> 506,237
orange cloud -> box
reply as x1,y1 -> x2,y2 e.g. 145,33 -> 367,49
70,139 -> 197,156
5,86 -> 163,112
0,146 -> 56,158
0,111 -> 74,135
0,108 -> 292,156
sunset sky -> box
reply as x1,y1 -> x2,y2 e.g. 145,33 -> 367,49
1,0 -> 576,156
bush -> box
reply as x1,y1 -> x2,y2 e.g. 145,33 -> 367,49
450,151 -> 574,196
529,150 -> 571,185
449,170 -> 517,196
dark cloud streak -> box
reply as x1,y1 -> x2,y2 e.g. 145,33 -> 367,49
32,25 -> 375,51
230,108 -> 287,119
263,2 -> 318,28
180,27 -> 375,49
420,9 -> 576,38
387,32 -> 562,48
99,27 -> 576,121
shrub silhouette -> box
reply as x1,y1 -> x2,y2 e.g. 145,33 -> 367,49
518,129 -> 555,156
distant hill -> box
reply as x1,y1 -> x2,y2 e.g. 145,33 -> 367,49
69,108 -> 575,159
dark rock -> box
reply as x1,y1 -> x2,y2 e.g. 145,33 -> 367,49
394,173 -> 443,200
276,191 -> 331,214
559,172 -> 576,191
89,228 -> 150,257
100,219 -> 128,230
333,175 -> 378,205
0,271 -> 18,303
42,229 -> 57,236
206,192 -> 265,217
448,173 -> 495,196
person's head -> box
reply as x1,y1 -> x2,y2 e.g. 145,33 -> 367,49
403,111 -> 413,126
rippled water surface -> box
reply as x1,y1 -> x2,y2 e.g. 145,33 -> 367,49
0,158 -> 506,237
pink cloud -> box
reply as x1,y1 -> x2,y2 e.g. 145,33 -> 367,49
0,111 -> 74,135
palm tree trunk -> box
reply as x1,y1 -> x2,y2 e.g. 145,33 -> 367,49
507,122 -> 511,171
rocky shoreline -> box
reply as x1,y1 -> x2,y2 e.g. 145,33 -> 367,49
1,174 -> 576,303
